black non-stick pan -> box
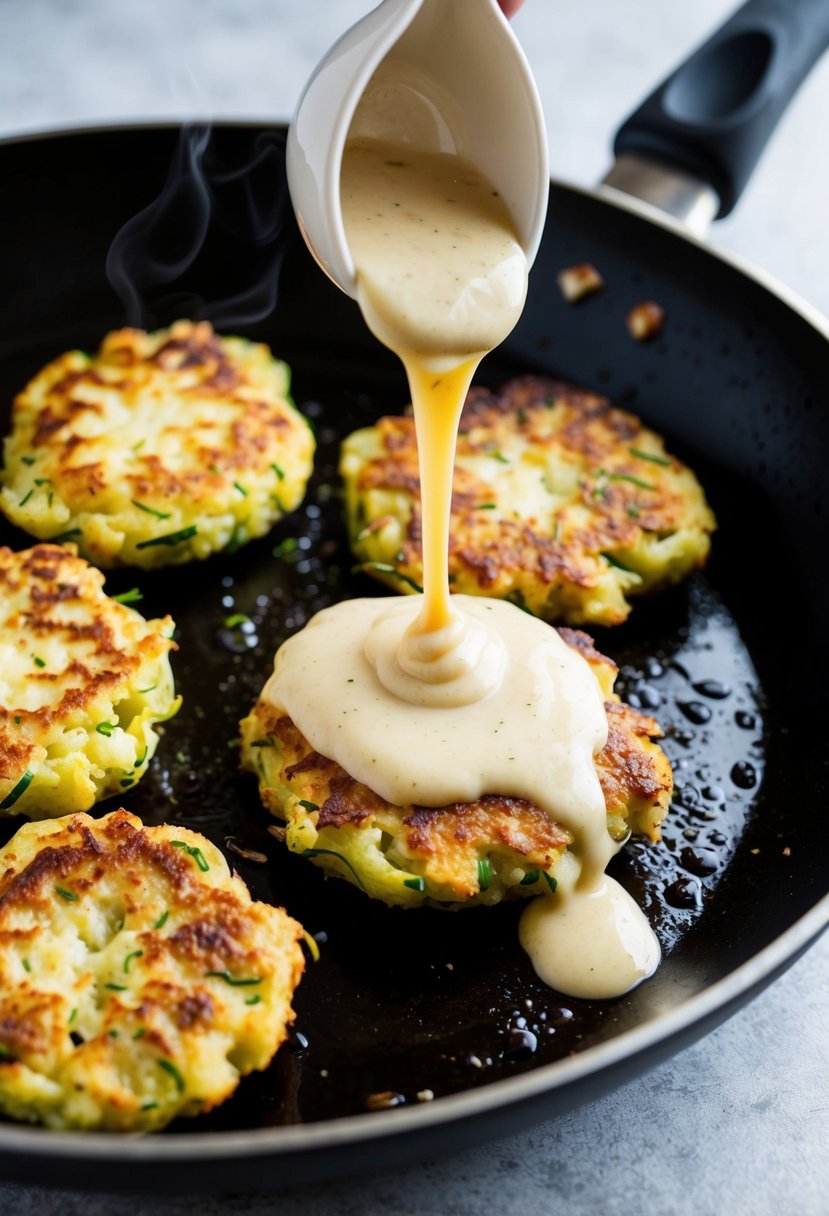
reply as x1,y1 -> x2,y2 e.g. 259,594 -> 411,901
0,0 -> 827,1193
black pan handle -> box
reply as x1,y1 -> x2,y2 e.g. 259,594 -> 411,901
611,0 -> 829,218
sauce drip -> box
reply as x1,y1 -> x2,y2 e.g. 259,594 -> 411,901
265,118 -> 661,998
519,877 -> 661,1000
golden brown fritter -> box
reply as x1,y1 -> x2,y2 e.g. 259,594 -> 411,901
0,809 -> 305,1131
342,375 -> 715,626
0,544 -> 178,819
0,321 -> 315,568
240,627 -> 672,907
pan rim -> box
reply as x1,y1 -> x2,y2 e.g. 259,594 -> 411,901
0,898 -> 823,1163
0,118 -> 826,1168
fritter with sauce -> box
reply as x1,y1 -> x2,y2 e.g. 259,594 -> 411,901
0,544 -> 178,820
0,809 -> 305,1131
0,321 -> 315,568
341,375 -> 715,626
240,627 -> 672,908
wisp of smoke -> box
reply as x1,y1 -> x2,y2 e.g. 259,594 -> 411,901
106,123 -> 289,330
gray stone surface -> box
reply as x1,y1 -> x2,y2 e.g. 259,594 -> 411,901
0,0 -> 828,1212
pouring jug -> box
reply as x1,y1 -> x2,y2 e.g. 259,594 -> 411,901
286,0 -> 549,296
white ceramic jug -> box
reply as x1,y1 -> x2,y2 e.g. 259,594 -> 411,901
287,0 -> 549,296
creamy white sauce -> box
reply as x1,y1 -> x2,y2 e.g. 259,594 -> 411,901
263,115 -> 662,999
340,138 -> 525,652
264,594 -> 607,818
341,139 -> 527,365
519,876 -> 662,1000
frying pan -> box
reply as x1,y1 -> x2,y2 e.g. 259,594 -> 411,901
0,0 -> 828,1193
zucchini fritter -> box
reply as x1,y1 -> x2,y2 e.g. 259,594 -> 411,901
0,545 -> 178,820
0,321 -> 315,568
342,375 -> 715,626
0,809 -> 305,1131
239,627 -> 672,908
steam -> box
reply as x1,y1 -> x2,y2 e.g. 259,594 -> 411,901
106,123 -> 289,329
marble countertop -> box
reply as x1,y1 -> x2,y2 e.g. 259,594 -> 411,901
0,1 -> 827,1213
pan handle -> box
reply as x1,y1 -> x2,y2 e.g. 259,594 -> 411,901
602,0 -> 829,234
